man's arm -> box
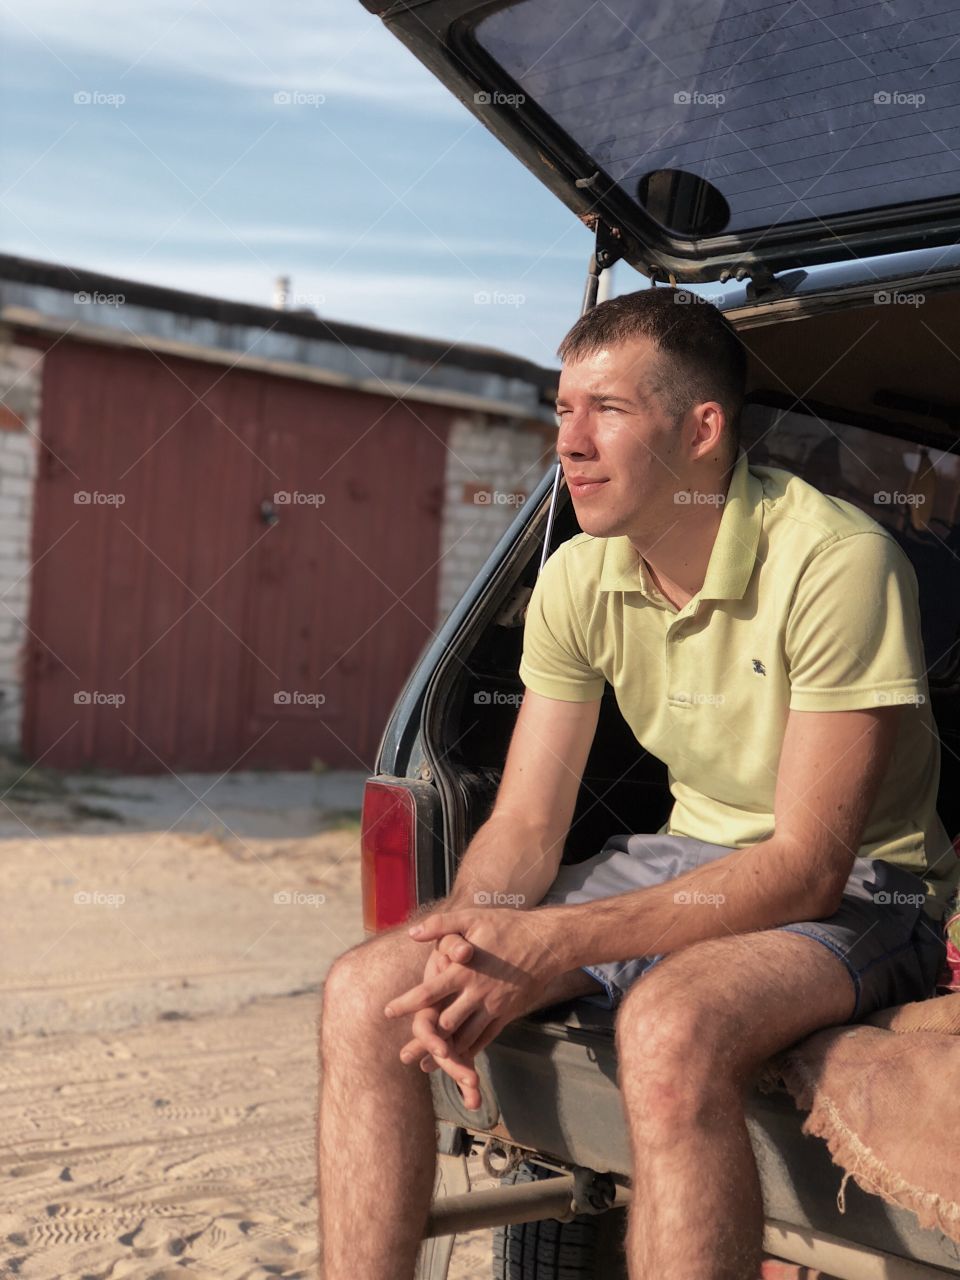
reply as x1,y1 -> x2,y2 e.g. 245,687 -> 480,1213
541,703 -> 902,970
390,704 -> 902,1045
392,687 -> 600,1103
441,687 -> 601,912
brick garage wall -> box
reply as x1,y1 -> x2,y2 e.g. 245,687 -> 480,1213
437,413 -> 553,624
0,342 -> 41,750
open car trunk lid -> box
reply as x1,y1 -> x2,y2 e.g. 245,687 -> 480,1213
361,0 -> 960,287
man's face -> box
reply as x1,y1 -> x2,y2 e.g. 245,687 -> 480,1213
555,338 -> 691,541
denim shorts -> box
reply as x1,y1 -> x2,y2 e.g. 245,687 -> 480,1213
539,832 -> 947,1020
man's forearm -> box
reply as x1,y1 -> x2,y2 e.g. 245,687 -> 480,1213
535,836 -> 849,972
443,812 -> 564,912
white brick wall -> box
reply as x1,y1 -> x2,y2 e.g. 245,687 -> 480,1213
0,343 -> 41,749
436,413 -> 553,624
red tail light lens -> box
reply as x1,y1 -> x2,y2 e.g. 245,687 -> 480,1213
361,780 -> 417,932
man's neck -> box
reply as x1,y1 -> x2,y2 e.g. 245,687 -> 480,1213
631,461 -> 736,609
643,559 -> 695,611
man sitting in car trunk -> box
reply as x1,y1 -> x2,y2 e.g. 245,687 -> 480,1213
318,288 -> 956,1280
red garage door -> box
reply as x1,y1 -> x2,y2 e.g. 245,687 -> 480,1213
24,339 -> 448,773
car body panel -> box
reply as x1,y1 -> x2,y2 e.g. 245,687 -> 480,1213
430,1019 -> 960,1274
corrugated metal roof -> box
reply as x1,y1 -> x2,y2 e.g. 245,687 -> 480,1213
0,252 -> 559,422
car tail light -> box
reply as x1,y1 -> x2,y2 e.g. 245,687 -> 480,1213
361,780 -> 417,932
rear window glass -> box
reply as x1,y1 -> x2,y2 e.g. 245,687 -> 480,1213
475,0 -> 960,235
741,400 -> 960,684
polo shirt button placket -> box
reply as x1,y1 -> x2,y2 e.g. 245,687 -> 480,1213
667,622 -> 690,708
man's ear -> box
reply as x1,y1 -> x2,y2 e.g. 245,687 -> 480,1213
689,401 -> 727,461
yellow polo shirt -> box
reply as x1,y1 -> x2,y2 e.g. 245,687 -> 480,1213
519,450 -> 960,920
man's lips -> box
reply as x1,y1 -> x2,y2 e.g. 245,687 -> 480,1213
566,475 -> 608,497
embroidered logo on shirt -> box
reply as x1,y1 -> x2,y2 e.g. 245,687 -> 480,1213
751,659 -> 767,676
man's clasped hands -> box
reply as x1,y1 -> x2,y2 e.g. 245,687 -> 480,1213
383,905 -> 562,1112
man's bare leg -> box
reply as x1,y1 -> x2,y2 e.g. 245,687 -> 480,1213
318,927 -> 600,1280
615,929 -> 856,1280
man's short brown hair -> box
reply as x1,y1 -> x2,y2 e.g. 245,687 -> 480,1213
557,288 -> 748,461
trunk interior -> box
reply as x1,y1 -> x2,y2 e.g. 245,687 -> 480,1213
435,286 -> 960,879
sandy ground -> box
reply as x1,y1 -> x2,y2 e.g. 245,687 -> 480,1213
0,765 -> 493,1279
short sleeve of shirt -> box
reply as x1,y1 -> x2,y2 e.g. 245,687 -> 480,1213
518,543 -> 606,703
785,531 -> 926,712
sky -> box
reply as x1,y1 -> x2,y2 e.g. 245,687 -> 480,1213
0,0 -> 650,366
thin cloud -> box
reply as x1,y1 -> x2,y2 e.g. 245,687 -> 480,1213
2,0 -> 464,115
7,196 -> 585,262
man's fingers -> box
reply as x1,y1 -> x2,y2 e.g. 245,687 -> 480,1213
436,990 -> 484,1037
384,967 -> 462,1020
452,1007 -> 492,1055
437,933 -> 474,965
398,1007 -> 449,1066
410,1035 -> 482,1111
399,1036 -> 423,1062
463,1017 -> 507,1061
412,1007 -> 449,1059
419,1039 -> 480,1102
420,1049 -> 483,1112
399,1027 -> 479,1105
408,911 -> 474,943
399,1039 -> 442,1069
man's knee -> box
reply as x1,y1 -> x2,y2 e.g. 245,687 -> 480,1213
616,984 -> 712,1077
322,929 -> 423,1038
615,982 -> 739,1138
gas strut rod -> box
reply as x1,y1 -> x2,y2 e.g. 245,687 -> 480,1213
538,217 -> 624,574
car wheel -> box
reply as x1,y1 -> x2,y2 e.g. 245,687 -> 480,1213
491,1161 -> 627,1279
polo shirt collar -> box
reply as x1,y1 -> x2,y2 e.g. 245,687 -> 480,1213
597,449 -> 763,602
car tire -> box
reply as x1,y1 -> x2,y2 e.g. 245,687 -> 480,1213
491,1162 -> 627,1279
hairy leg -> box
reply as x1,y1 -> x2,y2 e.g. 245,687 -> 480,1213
615,930 -> 856,1280
318,926 -> 600,1280
318,927 -> 435,1280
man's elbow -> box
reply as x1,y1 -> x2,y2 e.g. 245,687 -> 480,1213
775,838 -> 853,922
795,859 -> 853,921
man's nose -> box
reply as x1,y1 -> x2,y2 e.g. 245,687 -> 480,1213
557,409 -> 597,460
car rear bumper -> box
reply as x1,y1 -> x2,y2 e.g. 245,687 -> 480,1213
430,1010 -> 960,1275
